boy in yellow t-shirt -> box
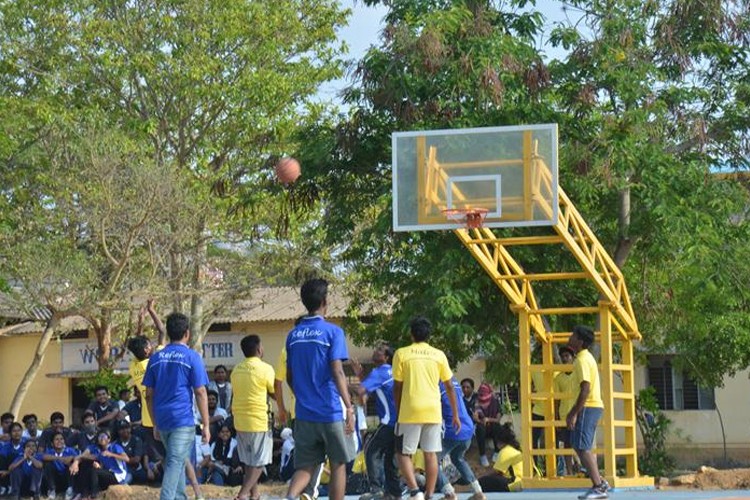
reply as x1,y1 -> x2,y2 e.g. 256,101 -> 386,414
566,325 -> 608,499
393,316 -> 460,500
231,334 -> 275,500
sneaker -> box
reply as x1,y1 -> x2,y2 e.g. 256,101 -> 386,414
0,487 -> 6,496
491,452 -> 499,462
48,491 -> 57,500
409,493 -> 424,500
441,493 -> 456,500
479,455 -> 489,467
360,492 -> 384,500
301,494 -> 313,500
64,488 -> 75,500
577,481 -> 610,500
468,493 -> 486,500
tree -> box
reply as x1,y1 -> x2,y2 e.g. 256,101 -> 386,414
0,0 -> 348,352
295,0 -> 750,386
548,0 -> 750,386
0,0 -> 346,372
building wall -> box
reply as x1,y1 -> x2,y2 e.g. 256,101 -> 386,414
634,365 -> 750,466
0,335 -> 71,422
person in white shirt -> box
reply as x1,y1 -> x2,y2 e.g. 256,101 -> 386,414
21,414 -> 43,440
207,365 -> 233,414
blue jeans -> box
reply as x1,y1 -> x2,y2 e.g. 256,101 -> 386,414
160,426 -> 194,500
436,438 -> 475,492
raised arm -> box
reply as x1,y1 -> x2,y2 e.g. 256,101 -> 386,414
146,298 -> 166,346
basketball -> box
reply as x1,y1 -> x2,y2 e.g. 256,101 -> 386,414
275,157 -> 301,184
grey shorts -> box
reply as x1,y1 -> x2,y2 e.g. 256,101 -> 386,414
236,431 -> 273,467
294,419 -> 356,468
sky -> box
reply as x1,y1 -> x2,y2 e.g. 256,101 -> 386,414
319,0 -> 582,102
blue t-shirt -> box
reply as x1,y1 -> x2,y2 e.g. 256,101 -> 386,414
16,453 -> 44,475
142,343 -> 209,431
45,446 -> 79,473
87,443 -> 128,483
286,316 -> 349,423
440,378 -> 475,441
1,440 -> 26,460
361,364 -> 396,426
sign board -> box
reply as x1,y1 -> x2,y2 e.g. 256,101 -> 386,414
60,333 -> 247,373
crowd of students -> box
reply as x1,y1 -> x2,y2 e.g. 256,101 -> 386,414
1,280 -> 608,500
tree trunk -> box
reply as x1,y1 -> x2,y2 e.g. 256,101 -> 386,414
9,314 -> 60,416
96,309 -> 112,368
612,184 -> 636,268
189,238 -> 207,352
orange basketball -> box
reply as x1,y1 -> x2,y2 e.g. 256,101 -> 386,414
275,157 -> 301,184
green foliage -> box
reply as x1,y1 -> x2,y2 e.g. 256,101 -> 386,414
78,369 -> 130,400
635,387 -> 675,478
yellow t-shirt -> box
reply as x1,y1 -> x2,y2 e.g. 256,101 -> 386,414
392,342 -> 452,424
554,372 -> 576,418
128,344 -> 163,428
571,349 -> 603,408
231,356 -> 275,432
531,371 -> 548,417
275,347 -> 296,419
493,445 -> 524,491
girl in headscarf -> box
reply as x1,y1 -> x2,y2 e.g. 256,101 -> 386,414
474,382 -> 501,467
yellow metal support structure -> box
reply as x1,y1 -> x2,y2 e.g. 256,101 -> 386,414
446,148 -> 652,488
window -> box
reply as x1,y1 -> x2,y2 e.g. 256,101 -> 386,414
647,356 -> 715,410
207,322 -> 231,332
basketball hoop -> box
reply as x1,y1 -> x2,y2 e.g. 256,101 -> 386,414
442,208 -> 489,229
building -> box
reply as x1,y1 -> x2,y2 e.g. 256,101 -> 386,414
1,287 -> 747,467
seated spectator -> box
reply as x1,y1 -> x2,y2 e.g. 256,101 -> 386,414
87,386 -> 119,430
197,424 -> 241,486
474,382 -> 502,467
41,432 -> 78,500
8,439 -> 43,500
70,412 -> 98,452
461,378 -> 478,416
116,389 -> 132,411
39,413 -> 75,451
2,423 -> 27,464
0,413 -> 14,443
478,423 -> 525,492
69,430 -> 129,498
196,390 -> 227,439
119,388 -> 142,428
22,415 -> 43,440
0,421 -> 25,495
207,365 -> 233,413
113,420 -> 145,484
279,428 -> 294,482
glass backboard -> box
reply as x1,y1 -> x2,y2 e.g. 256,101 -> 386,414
392,124 -> 559,231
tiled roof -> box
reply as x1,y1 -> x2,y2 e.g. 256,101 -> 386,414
1,286 -> 362,335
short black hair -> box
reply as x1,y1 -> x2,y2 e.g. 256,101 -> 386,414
300,278 -> 328,313
127,336 -> 150,361
22,414 -> 37,424
9,422 -> 22,432
493,422 -> 520,450
50,412 -> 64,423
119,388 -> 131,398
559,345 -> 575,357
94,385 -> 109,395
1,412 -> 14,423
460,378 -> 475,389
166,312 -> 190,341
240,335 -> 261,357
214,365 -> 227,373
380,343 -> 394,364
409,316 -> 432,342
207,389 -> 219,399
50,431 -> 65,443
81,411 -> 96,423
573,325 -> 595,348
115,420 -> 130,432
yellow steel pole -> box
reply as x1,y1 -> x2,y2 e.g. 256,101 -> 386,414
515,305 -> 534,480
598,302 -> 616,482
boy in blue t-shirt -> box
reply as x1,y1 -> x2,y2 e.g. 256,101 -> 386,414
352,343 -> 400,500
284,278 -> 355,500
436,376 -> 486,500
42,431 -> 78,499
8,439 -> 43,499
143,312 -> 210,500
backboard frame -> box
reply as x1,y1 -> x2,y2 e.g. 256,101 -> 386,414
392,124 -> 559,232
